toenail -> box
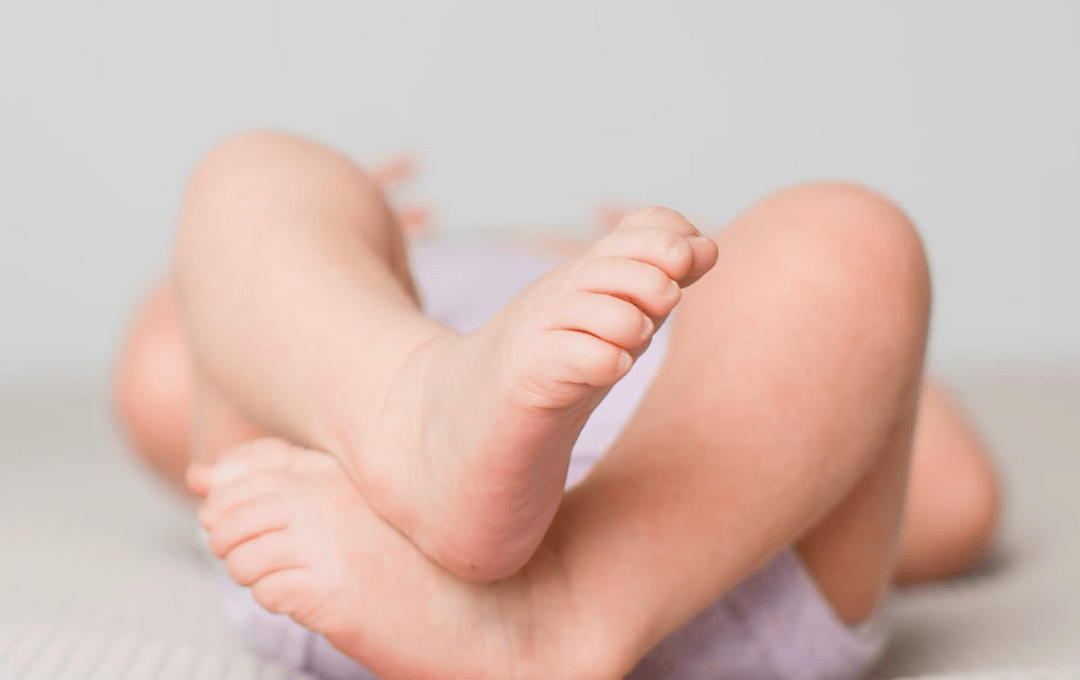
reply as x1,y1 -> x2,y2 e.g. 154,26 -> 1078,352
617,351 -> 633,374
668,238 -> 690,260
666,279 -> 680,297
212,461 -> 247,486
639,315 -> 654,340
688,234 -> 710,244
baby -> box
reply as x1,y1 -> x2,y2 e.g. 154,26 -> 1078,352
115,132 -> 1002,680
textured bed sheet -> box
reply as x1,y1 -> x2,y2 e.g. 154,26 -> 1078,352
0,371 -> 1077,679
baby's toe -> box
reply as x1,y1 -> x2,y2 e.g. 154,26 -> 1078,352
613,206 -> 697,237
533,330 -> 631,392
207,493 -> 292,558
591,225 -> 695,281
211,437 -> 297,486
600,206 -> 717,284
571,257 -> 681,318
198,472 -> 283,530
249,568 -> 313,618
545,291 -> 653,350
186,463 -> 212,498
225,530 -> 301,587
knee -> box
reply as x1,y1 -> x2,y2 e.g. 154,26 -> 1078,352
189,130 -> 381,195
899,447 -> 1003,584
176,130 -> 383,253
768,181 -> 930,310
730,181 -> 932,359
114,280 -> 193,486
194,130 -> 340,173
952,453 -> 1003,560
920,397 -> 1004,559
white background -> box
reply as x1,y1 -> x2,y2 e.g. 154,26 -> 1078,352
1,0 -> 1077,383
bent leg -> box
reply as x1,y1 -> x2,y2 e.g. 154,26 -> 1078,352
114,276 -> 269,495
174,131 -> 717,581
114,154 -> 429,493
190,183 -> 988,680
174,131 -> 426,464
542,182 -> 932,673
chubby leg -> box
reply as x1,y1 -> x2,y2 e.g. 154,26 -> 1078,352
896,381 -> 1002,584
192,441 -> 550,680
115,278 -> 197,491
117,300 -> 1002,588
116,202 -> 1001,590
114,277 -> 265,494
113,157 -> 429,493
544,183 -> 930,663
192,183 -> 940,680
172,131 -> 716,580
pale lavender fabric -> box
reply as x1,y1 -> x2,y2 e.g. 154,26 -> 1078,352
218,240 -> 889,680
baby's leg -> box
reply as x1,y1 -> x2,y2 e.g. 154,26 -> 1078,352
543,182 -> 931,666
115,272 -> 1001,602
173,131 -> 715,580
115,277 -> 194,491
113,157 -> 427,493
175,133 -> 422,467
897,380 -> 1002,583
193,182 -> 932,680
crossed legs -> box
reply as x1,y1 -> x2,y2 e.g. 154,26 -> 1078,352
114,132 -> 1001,677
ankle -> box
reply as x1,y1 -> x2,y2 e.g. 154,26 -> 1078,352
330,322 -> 457,508
346,327 -> 552,583
424,526 -> 546,583
498,549 -> 632,680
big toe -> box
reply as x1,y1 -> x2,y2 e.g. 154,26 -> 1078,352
613,206 -> 718,284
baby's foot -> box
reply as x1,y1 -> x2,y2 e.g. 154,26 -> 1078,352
356,207 -> 718,580
192,440 -> 578,680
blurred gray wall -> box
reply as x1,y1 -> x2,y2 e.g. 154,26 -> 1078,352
1,0 -> 1077,383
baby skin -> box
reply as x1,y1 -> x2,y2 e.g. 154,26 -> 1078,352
192,187 -> 714,581
119,132 -> 1002,679
331,208 -> 715,578
190,441 -> 589,679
